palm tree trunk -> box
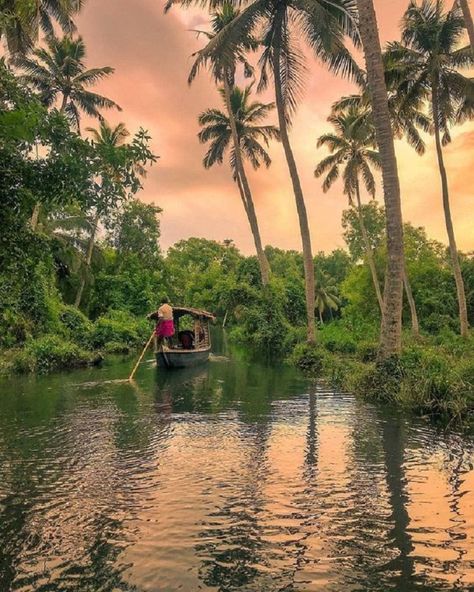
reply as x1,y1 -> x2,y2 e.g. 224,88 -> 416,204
222,78 -> 270,286
431,78 -> 469,337
459,0 -> 474,53
30,142 -> 41,230
354,180 -> 384,314
273,27 -> 316,343
74,213 -> 99,308
356,0 -> 405,359
30,203 -> 41,230
402,265 -> 420,337
236,169 -> 271,287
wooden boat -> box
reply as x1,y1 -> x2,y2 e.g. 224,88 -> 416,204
151,306 -> 215,369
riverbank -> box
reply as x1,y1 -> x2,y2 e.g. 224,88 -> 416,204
290,323 -> 474,422
2,311 -> 473,423
0,307 -> 148,376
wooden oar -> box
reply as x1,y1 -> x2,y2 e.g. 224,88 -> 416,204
129,331 -> 155,381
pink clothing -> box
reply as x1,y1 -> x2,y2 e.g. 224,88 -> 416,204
156,319 -> 175,338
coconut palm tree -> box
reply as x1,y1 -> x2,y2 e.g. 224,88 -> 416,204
325,99 -> 421,336
198,85 -> 279,286
332,69 -> 432,157
187,2 -> 272,286
315,273 -> 341,324
457,0 -> 474,51
0,0 -> 82,54
73,121 -> 130,308
14,34 -> 120,132
315,107 -> 385,315
386,0 -> 474,337
355,0 -> 405,358
171,0 -> 360,342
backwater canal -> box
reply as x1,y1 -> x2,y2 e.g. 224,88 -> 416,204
0,332 -> 473,591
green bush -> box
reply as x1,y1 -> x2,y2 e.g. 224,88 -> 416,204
456,359 -> 474,386
12,335 -> 93,374
290,342 -> 326,375
104,341 -> 132,354
91,310 -> 148,349
356,341 -> 378,362
59,305 -> 93,346
423,312 -> 458,334
354,356 -> 403,402
323,335 -> 357,354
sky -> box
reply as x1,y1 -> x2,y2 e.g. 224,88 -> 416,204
77,0 -> 474,254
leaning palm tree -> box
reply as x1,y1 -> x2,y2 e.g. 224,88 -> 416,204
386,0 -> 474,337
14,34 -> 120,132
355,0 -> 405,358
179,0 -> 361,343
315,107 -> 385,315
188,2 -> 272,286
0,0 -> 82,54
73,121 -> 130,308
198,85 -> 279,286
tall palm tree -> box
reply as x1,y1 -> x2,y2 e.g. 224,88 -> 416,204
315,107 -> 385,315
458,0 -> 474,51
355,0 -> 405,358
188,3 -> 272,286
0,0 -> 82,55
14,34 -> 120,132
198,85 -> 279,286
73,121 -> 130,308
185,0 -> 360,343
386,0 -> 474,337
325,99 -> 421,335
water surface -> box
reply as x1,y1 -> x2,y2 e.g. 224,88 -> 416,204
0,335 -> 473,591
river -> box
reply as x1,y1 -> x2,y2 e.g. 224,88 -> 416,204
0,332 -> 473,591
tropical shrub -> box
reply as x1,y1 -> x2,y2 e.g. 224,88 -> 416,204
12,335 -> 93,374
90,310 -> 149,349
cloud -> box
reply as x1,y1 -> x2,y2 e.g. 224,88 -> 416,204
78,0 -> 474,254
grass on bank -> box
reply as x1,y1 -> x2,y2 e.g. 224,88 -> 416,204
290,322 -> 474,421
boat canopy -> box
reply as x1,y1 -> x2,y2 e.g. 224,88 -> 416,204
172,306 -> 215,320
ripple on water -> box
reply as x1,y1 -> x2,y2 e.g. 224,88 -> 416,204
0,367 -> 473,592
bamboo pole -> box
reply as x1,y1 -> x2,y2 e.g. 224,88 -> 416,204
129,331 -> 155,381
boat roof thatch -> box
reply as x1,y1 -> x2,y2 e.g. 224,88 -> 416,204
172,306 -> 215,320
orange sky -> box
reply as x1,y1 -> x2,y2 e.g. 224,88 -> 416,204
78,0 -> 473,254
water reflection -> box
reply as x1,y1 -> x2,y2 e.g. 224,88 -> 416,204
0,340 -> 473,591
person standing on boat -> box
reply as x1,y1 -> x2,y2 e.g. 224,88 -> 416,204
148,297 -> 175,349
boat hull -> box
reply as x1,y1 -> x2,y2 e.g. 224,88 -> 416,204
156,348 -> 211,369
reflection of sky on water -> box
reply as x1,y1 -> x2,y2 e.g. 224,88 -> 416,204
0,346 -> 473,591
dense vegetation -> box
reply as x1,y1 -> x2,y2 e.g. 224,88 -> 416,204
1,0 -> 473,420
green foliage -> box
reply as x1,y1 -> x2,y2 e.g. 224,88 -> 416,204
106,199 -> 162,265
342,201 -> 385,261
289,342 -> 325,374
356,341 -> 378,362
230,282 -> 291,359
90,310 -> 149,349
12,335 -> 93,374
0,229 -> 63,348
59,305 -> 93,345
